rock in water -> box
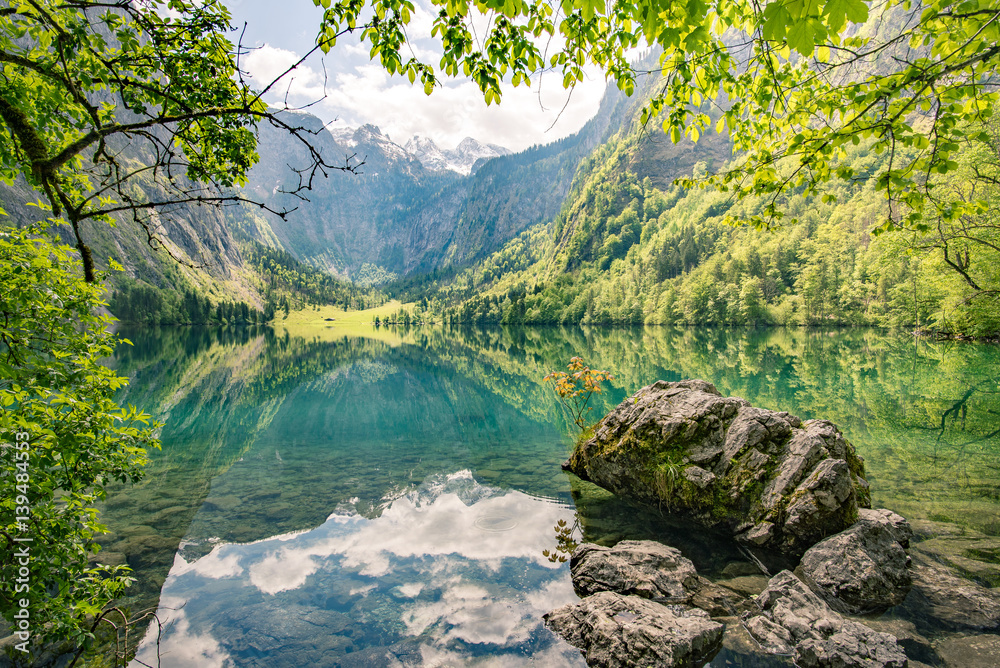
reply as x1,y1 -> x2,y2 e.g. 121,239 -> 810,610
907,553 -> 1000,631
544,591 -> 724,668
571,540 -> 702,601
570,540 -> 746,616
797,508 -> 912,614
564,380 -> 871,556
744,571 -> 908,668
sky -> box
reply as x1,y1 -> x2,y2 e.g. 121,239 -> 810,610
225,0 -> 608,152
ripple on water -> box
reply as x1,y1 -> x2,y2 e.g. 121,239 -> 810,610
473,514 -> 519,532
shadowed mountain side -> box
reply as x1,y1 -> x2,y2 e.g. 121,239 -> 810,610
241,78 -> 636,279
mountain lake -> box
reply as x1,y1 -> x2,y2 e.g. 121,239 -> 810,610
96,325 -> 1000,667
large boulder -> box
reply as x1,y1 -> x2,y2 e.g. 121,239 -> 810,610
564,380 -> 871,556
744,570 -> 908,668
570,540 -> 746,616
571,540 -> 701,601
797,508 -> 912,614
544,591 -> 724,668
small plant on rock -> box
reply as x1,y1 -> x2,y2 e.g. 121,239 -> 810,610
543,357 -> 614,434
542,518 -> 580,563
655,460 -> 684,498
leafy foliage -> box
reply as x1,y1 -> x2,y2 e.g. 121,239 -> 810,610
0,227 -> 157,651
543,356 -> 614,432
0,0 -> 354,282
316,0 -> 999,234
542,518 -> 579,563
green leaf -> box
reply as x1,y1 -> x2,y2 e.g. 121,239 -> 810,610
787,18 -> 819,56
761,4 -> 792,42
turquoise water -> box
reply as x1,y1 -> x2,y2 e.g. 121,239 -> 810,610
100,326 -> 1000,666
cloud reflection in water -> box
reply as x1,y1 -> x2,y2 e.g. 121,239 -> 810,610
133,471 -> 586,667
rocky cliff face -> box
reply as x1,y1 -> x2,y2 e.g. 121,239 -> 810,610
0,168 -> 254,302
243,85 -> 629,279
242,112 -> 460,279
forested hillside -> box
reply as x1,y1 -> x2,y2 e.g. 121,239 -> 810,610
424,111 -> 1000,337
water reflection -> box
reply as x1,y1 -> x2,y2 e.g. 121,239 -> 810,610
133,472 -> 584,667
102,324 -> 1000,665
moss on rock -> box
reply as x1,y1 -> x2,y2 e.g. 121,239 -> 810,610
564,379 -> 871,557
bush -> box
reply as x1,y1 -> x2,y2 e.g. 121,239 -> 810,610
1,227 -> 157,656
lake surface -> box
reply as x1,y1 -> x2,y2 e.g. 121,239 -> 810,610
100,325 -> 1000,667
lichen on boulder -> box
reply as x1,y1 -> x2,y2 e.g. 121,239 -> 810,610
563,379 -> 871,556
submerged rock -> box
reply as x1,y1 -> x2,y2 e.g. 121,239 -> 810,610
564,380 -> 871,556
544,591 -> 724,668
858,619 -> 939,667
570,540 -> 747,616
744,570 -> 908,668
933,633 -> 1000,668
797,508 -> 912,614
907,553 -> 1000,631
908,526 -> 1000,588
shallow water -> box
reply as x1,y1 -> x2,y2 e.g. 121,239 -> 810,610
99,325 -> 1000,666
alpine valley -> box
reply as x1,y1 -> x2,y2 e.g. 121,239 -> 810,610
2,54 -> 997,335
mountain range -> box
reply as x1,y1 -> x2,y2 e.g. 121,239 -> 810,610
402,135 -> 511,176
232,77 -> 637,282
0,50 -> 725,314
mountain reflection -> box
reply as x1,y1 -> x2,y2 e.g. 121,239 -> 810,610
102,324 -> 1000,664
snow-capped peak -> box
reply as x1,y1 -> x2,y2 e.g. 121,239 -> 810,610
328,124 -> 411,162
403,135 -> 450,172
404,135 -> 511,175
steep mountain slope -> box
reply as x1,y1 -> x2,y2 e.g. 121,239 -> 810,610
0,168 -> 258,304
241,115 -> 460,278
425,81 -> 999,335
242,90 -> 636,280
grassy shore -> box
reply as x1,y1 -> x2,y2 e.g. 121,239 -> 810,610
274,301 -> 427,344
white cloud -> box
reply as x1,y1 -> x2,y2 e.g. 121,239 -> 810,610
327,63 -> 607,151
190,549 -> 245,579
238,33 -> 607,152
237,474 -> 567,593
135,472 -> 585,664
243,44 -> 327,105
397,582 -> 424,597
228,0 -> 610,151
248,550 -> 318,594
132,597 -> 232,668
